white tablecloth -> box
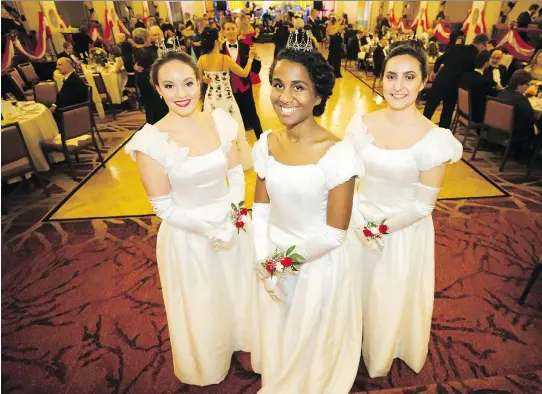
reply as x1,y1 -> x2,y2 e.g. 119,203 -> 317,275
54,67 -> 128,119
1,102 -> 61,171
530,96 -> 542,119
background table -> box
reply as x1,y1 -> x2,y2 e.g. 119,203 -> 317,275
1,102 -> 61,171
54,67 -> 128,119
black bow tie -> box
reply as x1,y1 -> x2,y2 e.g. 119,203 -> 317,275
228,44 -> 238,48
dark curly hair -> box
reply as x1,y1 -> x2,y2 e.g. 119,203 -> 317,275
382,39 -> 429,81
269,48 -> 335,116
201,27 -> 219,55
150,52 -> 201,87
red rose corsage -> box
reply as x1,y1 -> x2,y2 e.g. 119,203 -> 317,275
362,220 -> 389,241
261,246 -> 306,280
229,201 -> 248,234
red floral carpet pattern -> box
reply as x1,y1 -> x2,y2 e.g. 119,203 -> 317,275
2,74 -> 542,393
2,209 -> 541,393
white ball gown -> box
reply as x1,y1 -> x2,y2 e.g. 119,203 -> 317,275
345,112 -> 463,377
250,130 -> 363,393
203,71 -> 253,170
125,109 -> 254,386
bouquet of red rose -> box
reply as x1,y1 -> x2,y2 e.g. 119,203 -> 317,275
211,201 -> 248,250
254,245 -> 305,301
228,201 -> 248,233
261,245 -> 306,279
358,220 -> 388,253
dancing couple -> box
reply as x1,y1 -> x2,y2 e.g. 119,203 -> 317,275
126,34 -> 462,392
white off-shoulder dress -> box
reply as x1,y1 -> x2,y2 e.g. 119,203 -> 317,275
125,108 -> 254,386
250,130 -> 364,394
345,112 -> 463,378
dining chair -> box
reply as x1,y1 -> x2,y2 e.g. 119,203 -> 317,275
33,81 -> 58,108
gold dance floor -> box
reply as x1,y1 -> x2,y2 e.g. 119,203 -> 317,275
44,44 -> 505,221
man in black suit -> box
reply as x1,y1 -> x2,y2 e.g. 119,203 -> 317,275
50,57 -> 87,115
308,9 -> 323,43
484,49 -> 508,88
423,34 -> 489,128
373,38 -> 387,80
221,19 -> 263,139
57,42 -> 80,64
134,14 -> 146,29
517,4 -> 539,42
459,51 -> 496,123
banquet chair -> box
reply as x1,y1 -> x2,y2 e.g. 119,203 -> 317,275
451,87 -> 483,147
525,131 -> 542,178
17,62 -> 40,86
470,97 -> 515,172
125,72 -> 143,112
1,122 -> 50,209
33,81 -> 58,108
40,101 -> 106,181
84,84 -> 106,146
6,68 -> 34,101
92,73 -> 117,120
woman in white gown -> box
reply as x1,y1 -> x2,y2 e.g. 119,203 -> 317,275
250,46 -> 363,393
345,40 -> 463,378
125,52 -> 254,385
198,27 -> 255,170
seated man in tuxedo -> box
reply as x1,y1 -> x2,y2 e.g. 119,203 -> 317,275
57,42 -> 80,64
459,51 -> 496,124
485,49 -> 508,88
50,57 -> 87,115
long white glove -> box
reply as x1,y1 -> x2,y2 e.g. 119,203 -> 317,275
149,194 -> 215,237
384,182 -> 440,233
214,164 -> 247,249
252,203 -> 286,300
295,225 -> 347,263
252,203 -> 271,273
227,164 -> 245,204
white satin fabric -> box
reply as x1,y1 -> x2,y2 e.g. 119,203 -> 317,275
203,71 -> 253,170
125,109 -> 254,386
251,130 -> 363,393
346,112 -> 463,377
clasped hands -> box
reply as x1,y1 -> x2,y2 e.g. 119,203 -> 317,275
208,221 -> 236,251
356,227 -> 384,254
253,261 -> 288,301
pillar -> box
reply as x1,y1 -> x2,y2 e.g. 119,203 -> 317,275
130,1 -> 148,19
482,0 -> 502,39
40,1 -> 68,54
92,1 -> 121,41
465,1 -> 485,44
342,1 -> 359,25
369,0 -> 381,32
156,1 -> 173,22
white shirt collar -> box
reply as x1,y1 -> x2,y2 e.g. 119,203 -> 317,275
475,69 -> 484,75
63,71 -> 74,81
226,40 -> 239,58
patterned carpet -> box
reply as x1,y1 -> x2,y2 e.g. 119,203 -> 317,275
2,91 -> 542,392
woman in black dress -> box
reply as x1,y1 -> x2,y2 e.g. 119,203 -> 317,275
132,28 -> 168,124
326,15 -> 344,78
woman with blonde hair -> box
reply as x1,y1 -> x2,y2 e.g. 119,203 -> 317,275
526,49 -> 542,81
326,13 -> 344,78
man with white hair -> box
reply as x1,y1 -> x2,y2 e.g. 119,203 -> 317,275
148,25 -> 166,57
484,49 -> 507,89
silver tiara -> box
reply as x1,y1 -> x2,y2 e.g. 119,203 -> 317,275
157,37 -> 184,57
286,30 -> 313,52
